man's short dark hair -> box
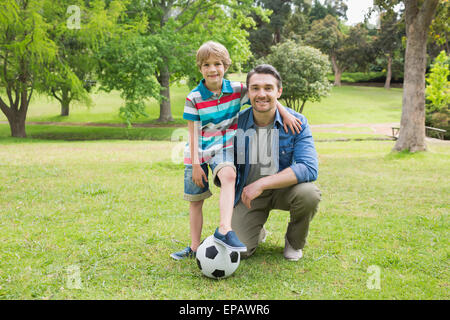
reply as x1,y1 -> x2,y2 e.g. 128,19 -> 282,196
246,64 -> 282,89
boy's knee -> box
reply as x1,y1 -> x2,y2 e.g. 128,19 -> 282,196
218,166 -> 236,185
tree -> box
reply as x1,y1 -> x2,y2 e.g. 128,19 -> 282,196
428,0 -> 449,56
282,7 -> 311,42
43,0 -> 126,116
309,0 -> 348,22
0,0 -> 57,137
375,0 -> 440,152
305,15 -> 374,86
248,0 -> 294,58
324,0 -> 348,20
375,9 -> 404,89
305,15 -> 345,85
263,41 -> 332,113
96,34 -> 161,125
342,23 -> 377,73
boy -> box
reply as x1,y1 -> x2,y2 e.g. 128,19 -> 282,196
171,41 -> 301,260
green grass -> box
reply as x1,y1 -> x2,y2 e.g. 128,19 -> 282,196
0,74 -> 403,127
0,124 -> 179,142
303,86 -> 402,124
0,73 -> 446,299
0,139 -> 448,299
0,82 -> 188,125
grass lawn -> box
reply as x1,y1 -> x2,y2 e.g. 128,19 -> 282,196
0,73 -> 447,300
304,85 -> 402,124
0,124 -> 178,142
0,74 -> 403,126
0,138 -> 448,299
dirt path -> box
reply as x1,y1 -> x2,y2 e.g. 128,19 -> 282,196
310,122 -> 400,136
310,122 -> 449,144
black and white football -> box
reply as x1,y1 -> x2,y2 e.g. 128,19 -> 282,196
196,235 -> 241,279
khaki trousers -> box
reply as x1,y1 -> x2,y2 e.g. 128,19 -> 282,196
231,182 -> 321,259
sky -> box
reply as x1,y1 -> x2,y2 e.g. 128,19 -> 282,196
343,0 -> 378,26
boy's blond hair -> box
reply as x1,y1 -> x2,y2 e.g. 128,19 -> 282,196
196,41 -> 232,69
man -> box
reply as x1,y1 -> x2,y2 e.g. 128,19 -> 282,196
232,64 -> 321,260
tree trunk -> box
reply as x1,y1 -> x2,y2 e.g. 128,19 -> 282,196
384,53 -> 392,90
1,90 -> 30,138
331,55 -> 342,86
157,62 -> 174,122
299,100 -> 307,114
7,114 -> 27,138
395,31 -> 427,152
60,88 -> 71,116
61,102 -> 69,116
394,0 -> 440,152
274,27 -> 281,45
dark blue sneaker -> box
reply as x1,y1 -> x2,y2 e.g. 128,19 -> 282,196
213,228 -> 247,252
170,246 -> 196,260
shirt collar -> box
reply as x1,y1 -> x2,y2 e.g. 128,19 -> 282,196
244,106 -> 284,130
198,78 -> 233,100
274,107 -> 284,128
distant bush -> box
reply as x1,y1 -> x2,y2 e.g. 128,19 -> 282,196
327,71 -> 403,83
261,41 -> 332,114
425,51 -> 449,140
426,51 -> 450,113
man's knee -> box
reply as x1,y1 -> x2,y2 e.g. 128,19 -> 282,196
291,183 -> 321,209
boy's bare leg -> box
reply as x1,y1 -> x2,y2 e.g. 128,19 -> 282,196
189,200 -> 204,251
217,167 -> 236,235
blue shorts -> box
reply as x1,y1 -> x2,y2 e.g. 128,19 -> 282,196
183,148 -> 235,202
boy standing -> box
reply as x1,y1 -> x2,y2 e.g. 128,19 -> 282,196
171,41 -> 301,260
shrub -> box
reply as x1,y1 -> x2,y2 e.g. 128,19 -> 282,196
261,41 -> 332,114
425,50 -> 450,113
425,50 -> 450,139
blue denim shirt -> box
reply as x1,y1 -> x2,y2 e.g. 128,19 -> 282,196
233,106 -> 318,207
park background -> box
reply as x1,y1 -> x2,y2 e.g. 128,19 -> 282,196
0,0 -> 448,299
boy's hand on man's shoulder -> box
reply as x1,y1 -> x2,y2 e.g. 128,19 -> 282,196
283,113 -> 302,135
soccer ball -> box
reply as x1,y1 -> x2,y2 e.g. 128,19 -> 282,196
196,235 -> 241,279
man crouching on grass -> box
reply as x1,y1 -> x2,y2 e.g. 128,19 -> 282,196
232,64 -> 321,260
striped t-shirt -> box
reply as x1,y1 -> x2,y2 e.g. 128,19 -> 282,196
183,78 -> 249,165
